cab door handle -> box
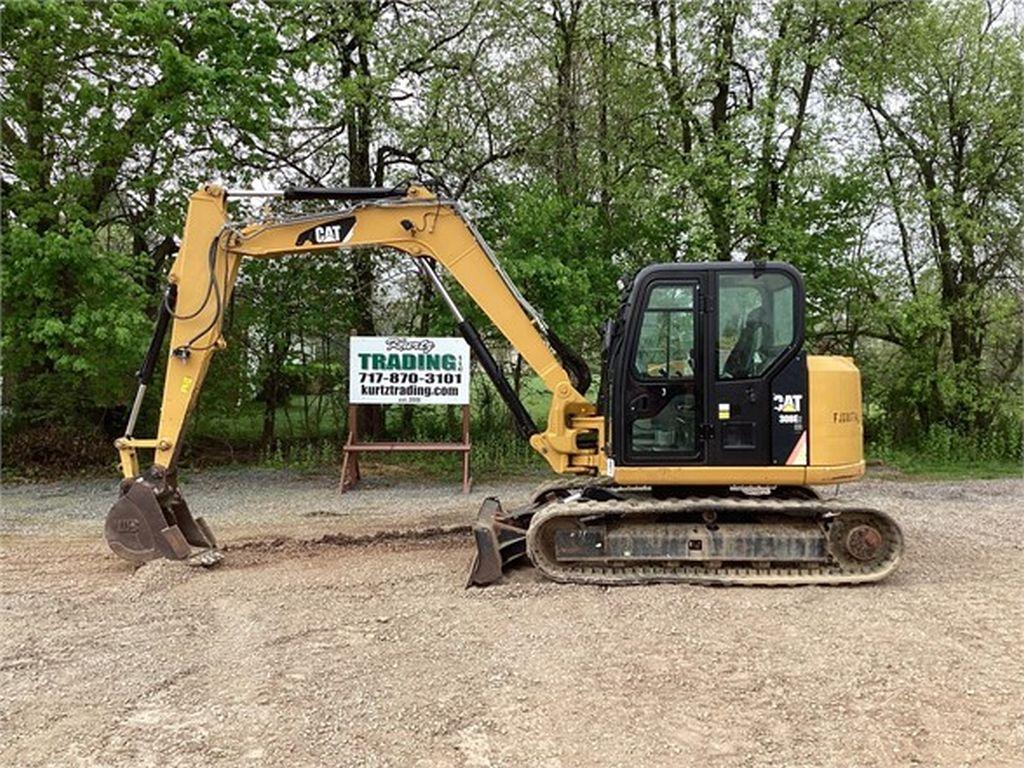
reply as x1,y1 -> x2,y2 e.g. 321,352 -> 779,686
629,394 -> 649,413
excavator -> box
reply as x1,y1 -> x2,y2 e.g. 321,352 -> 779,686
106,183 -> 904,586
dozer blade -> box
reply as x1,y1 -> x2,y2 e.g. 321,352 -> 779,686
105,476 -> 221,566
465,497 -> 529,587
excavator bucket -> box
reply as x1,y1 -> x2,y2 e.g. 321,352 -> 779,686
105,474 -> 221,566
465,497 -> 529,587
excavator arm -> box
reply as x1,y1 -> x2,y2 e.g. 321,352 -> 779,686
106,183 -> 603,565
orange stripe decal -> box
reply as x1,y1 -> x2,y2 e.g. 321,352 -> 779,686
785,431 -> 808,466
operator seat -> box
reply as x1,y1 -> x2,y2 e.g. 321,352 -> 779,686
724,304 -> 770,379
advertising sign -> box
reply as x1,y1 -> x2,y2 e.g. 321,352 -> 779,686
348,336 -> 471,405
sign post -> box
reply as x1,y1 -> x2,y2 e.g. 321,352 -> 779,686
341,336 -> 473,493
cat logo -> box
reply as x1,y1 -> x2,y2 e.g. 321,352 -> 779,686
773,393 -> 803,414
114,519 -> 140,533
295,216 -> 356,247
314,224 -> 347,242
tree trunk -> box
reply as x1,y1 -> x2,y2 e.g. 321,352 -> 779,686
24,65 -> 53,235
597,0 -> 610,220
344,0 -> 384,441
552,1 -> 580,195
707,3 -> 736,261
260,368 -> 279,450
261,394 -> 277,449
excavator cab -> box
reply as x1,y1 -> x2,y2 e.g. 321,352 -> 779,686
603,262 -> 808,471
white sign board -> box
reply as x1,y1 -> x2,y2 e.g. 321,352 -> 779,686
349,336 -> 471,405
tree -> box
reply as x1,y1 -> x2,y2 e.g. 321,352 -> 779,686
1,0 -> 292,441
2,0 -> 1020,471
844,0 -> 1024,439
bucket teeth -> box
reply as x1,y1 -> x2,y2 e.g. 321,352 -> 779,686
105,476 -> 220,565
194,516 -> 218,549
160,524 -> 193,559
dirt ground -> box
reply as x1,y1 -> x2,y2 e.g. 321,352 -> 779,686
2,467 -> 1022,768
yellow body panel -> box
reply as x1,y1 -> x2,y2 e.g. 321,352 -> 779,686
612,461 -> 865,486
807,355 -> 864,469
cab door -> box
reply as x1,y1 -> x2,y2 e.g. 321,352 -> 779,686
704,266 -> 804,466
613,274 -> 705,465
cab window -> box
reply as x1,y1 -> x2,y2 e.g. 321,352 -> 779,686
633,284 -> 695,379
718,272 -> 794,379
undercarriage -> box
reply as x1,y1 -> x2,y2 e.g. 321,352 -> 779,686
467,481 -> 903,587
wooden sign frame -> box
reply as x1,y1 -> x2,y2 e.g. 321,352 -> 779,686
339,403 -> 472,494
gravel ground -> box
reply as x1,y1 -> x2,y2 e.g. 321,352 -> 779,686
1,467 -> 1022,768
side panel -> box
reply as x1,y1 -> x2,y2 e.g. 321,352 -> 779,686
705,368 -> 771,467
807,355 -> 864,467
611,462 -> 865,486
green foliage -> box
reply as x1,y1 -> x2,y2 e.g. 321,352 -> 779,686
475,181 -> 620,351
2,0 -> 1021,477
2,0 -> 294,452
839,0 -> 1024,449
1,221 -> 149,424
870,431 -> 1022,480
2,0 -> 292,220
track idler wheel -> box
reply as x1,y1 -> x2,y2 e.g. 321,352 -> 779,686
105,469 -> 221,566
826,510 -> 901,573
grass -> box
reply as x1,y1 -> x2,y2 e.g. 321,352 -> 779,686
257,430 -> 548,479
185,375 -> 556,480
180,380 -> 1024,484
867,449 -> 1022,481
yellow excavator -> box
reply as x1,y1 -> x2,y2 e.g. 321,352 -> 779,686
106,183 -> 904,586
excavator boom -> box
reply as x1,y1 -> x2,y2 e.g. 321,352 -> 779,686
108,183 -> 598,564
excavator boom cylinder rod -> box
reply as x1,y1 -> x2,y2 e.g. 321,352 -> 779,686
124,285 -> 177,438
416,257 -> 537,439
457,318 -> 538,440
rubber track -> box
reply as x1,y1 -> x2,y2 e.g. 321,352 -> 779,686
526,495 -> 904,586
